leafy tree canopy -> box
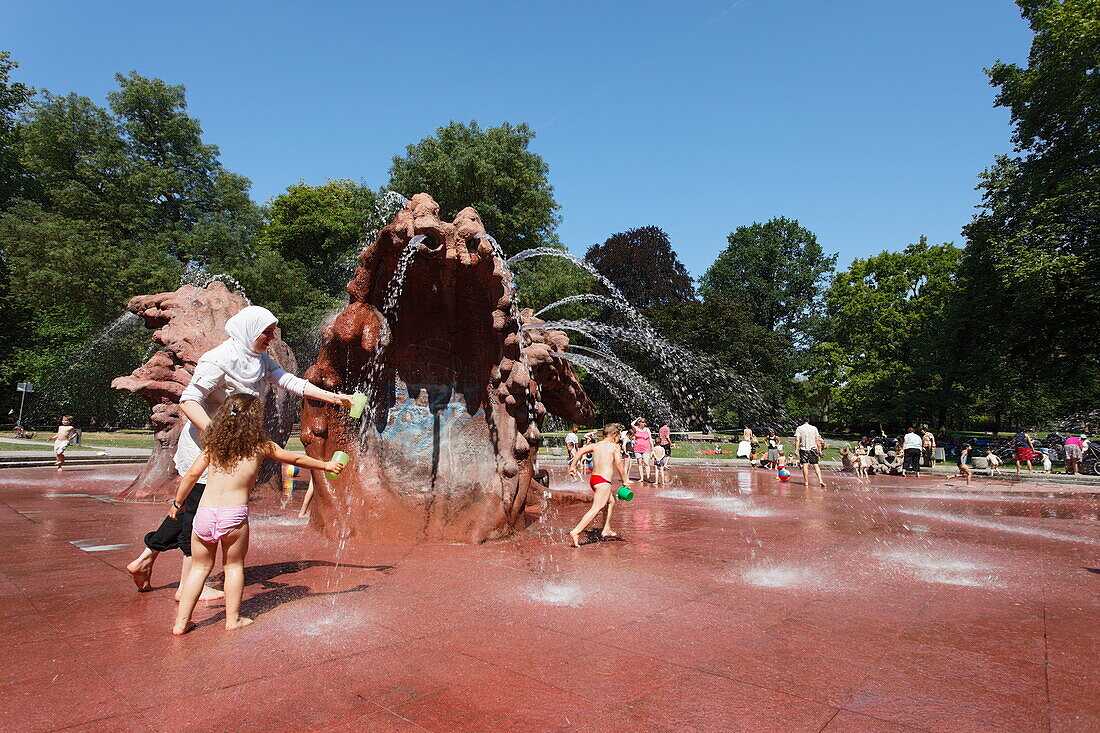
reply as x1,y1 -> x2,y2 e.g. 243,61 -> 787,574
388,121 -> 560,257
585,225 -> 695,309
961,0 -> 1100,420
813,238 -> 965,427
260,179 -> 377,295
0,51 -> 34,209
698,217 -> 836,338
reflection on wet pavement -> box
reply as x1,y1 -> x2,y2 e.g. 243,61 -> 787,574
1,463 -> 1097,732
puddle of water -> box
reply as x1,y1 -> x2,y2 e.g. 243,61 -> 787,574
740,565 -> 811,588
701,497 -> 777,517
526,580 -> 585,607
876,548 -> 999,587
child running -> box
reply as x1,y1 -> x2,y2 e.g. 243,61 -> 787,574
169,394 -> 344,635
52,416 -> 77,471
955,443 -> 974,487
567,423 -> 631,547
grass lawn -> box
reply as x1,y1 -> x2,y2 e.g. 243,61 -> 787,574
74,430 -> 155,449
0,441 -> 94,452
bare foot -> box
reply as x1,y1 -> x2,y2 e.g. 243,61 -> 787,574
126,560 -> 153,592
601,530 -> 619,538
172,622 -> 194,636
569,530 -> 582,548
226,617 -> 254,631
199,586 -> 225,601
174,585 -> 225,602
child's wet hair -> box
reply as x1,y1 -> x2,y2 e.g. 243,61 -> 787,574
602,423 -> 623,437
204,394 -> 270,470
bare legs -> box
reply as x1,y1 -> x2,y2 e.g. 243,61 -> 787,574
172,523 -> 251,635
174,536 -> 216,635
639,456 -> 652,483
222,523 -> 252,630
298,478 -> 315,518
569,483 -> 615,547
801,462 -> 826,487
176,556 -> 225,602
126,547 -> 157,591
127,546 -> 222,599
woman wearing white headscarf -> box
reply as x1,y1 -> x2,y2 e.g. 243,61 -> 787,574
127,306 -> 352,597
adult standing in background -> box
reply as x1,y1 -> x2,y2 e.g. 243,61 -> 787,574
632,418 -> 654,483
565,426 -> 580,461
1063,433 -> 1084,475
1013,428 -> 1036,474
794,417 -> 827,487
902,427 -> 923,476
126,306 -> 354,597
658,421 -> 672,463
921,428 -> 937,468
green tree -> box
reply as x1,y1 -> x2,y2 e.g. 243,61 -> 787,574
585,226 -> 695,309
961,0 -> 1100,421
260,179 -> 377,294
388,121 -> 560,257
17,92 -> 132,229
699,217 -> 836,338
0,51 -> 34,210
646,298 -> 794,427
0,67 -> 293,425
814,238 -> 966,427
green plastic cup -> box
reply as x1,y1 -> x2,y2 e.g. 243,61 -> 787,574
348,392 -> 367,419
326,451 -> 350,479
616,486 -> 634,501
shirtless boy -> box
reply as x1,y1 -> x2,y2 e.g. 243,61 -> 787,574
567,423 -> 631,548
52,416 -> 77,471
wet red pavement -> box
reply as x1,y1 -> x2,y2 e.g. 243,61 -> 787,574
1,463 -> 1098,732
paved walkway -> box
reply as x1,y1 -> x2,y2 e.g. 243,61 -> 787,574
1,463 -> 1097,731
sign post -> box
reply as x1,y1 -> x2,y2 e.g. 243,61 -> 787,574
15,382 -> 33,429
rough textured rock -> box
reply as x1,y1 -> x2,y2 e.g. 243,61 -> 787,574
302,194 -> 594,543
111,281 -> 299,500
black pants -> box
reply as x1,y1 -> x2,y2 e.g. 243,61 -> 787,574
903,449 -> 922,474
144,483 -> 205,557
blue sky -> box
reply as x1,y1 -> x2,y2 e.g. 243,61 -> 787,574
2,1 -> 1032,277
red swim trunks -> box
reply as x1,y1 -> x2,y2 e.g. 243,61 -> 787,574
589,474 -> 610,489
1015,447 -> 1035,462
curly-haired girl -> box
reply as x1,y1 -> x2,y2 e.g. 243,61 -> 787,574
169,394 -> 345,635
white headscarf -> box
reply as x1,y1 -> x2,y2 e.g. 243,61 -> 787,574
202,305 -> 279,391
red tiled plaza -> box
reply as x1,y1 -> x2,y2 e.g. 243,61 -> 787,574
2,463 -> 1097,732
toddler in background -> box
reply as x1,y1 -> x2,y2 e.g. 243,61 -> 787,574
854,445 -> 871,478
986,450 -> 1002,476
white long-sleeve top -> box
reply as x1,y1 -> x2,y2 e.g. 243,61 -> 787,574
175,354 -> 308,481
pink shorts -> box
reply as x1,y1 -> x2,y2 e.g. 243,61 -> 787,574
192,505 -> 249,543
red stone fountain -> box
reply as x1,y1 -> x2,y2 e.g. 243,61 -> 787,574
302,194 -> 593,543
111,281 -> 298,500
